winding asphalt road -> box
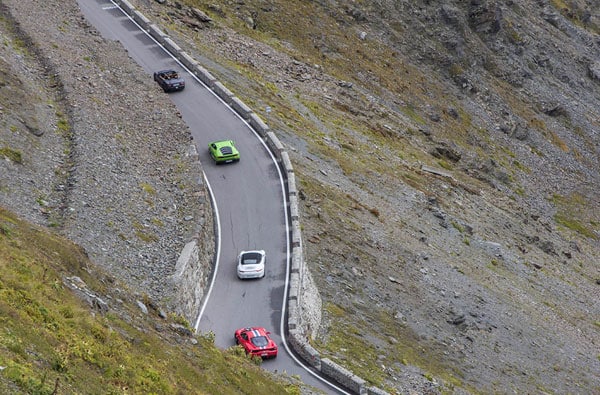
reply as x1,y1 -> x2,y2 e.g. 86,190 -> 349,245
77,1 -> 350,393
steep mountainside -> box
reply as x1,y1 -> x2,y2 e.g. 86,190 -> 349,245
0,0 -> 598,394
131,0 -> 600,393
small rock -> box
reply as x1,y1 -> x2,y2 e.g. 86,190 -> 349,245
91,296 -> 108,313
543,103 -> 568,117
190,8 -> 212,23
419,127 -> 432,136
136,300 -> 149,315
448,311 -> 466,325
588,61 -> 600,82
170,323 -> 193,337
447,107 -> 459,119
67,276 -> 87,289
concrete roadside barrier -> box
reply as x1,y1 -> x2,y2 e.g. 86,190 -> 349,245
115,3 -> 390,393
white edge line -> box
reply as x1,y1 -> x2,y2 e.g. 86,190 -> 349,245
107,2 -> 351,393
193,172 -> 220,331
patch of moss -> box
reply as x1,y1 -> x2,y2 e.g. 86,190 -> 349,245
451,221 -> 465,233
134,228 -> 158,243
512,159 -> 530,173
151,218 -> 164,227
437,159 -> 453,170
401,104 -> 427,125
140,182 -> 156,195
449,63 -> 464,78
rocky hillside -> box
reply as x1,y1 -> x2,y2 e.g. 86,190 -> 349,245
0,0 -> 212,314
132,0 -> 600,393
1,0 -> 599,394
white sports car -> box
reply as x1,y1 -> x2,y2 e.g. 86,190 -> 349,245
237,250 -> 266,279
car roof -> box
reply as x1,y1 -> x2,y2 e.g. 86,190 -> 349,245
246,327 -> 268,339
211,140 -> 234,147
241,327 -> 267,336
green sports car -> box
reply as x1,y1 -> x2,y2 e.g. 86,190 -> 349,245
208,140 -> 240,164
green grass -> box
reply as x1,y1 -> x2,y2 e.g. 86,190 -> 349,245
549,0 -> 600,33
55,113 -> 70,133
0,146 -> 22,163
314,304 -> 386,387
551,193 -> 598,239
555,213 -> 597,239
0,207 -> 298,394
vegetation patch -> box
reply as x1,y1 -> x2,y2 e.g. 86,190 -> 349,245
550,0 -> 600,32
132,220 -> 159,243
140,182 -> 156,195
0,207 -> 297,394
0,146 -> 22,163
549,131 -> 570,152
55,111 -> 70,133
317,303 -> 473,393
551,193 -> 598,239
315,303 -> 386,386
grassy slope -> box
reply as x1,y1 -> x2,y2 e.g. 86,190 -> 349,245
0,207 -> 299,395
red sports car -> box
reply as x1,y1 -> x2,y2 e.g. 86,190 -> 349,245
234,327 -> 278,359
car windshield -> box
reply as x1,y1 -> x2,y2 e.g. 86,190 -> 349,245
242,252 -> 262,265
251,336 -> 268,347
